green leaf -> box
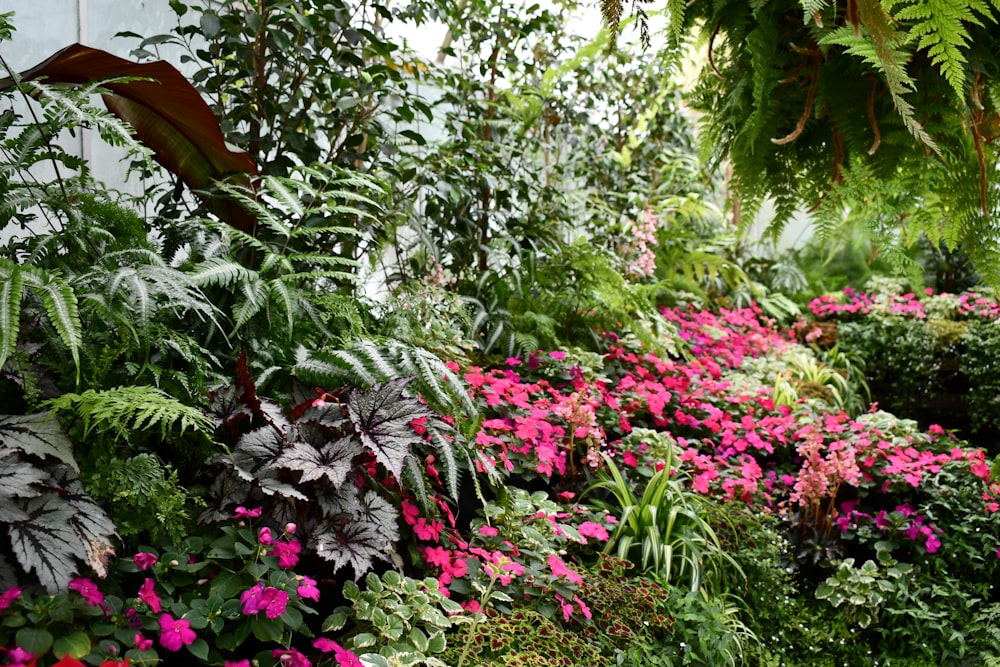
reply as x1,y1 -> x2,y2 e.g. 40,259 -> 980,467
0,262 -> 23,371
21,268 -> 82,383
250,616 -> 284,643
16,627 -> 53,654
187,637 -> 210,661
52,631 -> 91,658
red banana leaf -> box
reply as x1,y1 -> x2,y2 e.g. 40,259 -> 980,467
0,43 -> 257,234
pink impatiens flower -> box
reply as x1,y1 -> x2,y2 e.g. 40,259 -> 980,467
314,637 -> 363,665
234,506 -> 262,519
68,578 -> 104,607
296,575 -> 320,602
0,586 -> 21,613
225,661 -> 251,667
272,647 -> 311,667
577,521 -> 610,542
271,539 -> 302,568
138,578 -> 162,613
546,554 -> 583,585
133,552 -> 157,570
262,587 -> 290,619
134,633 -> 153,650
240,582 -> 266,615
158,614 -> 196,651
258,527 -> 274,546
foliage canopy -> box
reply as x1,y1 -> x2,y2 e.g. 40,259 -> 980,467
605,0 -> 1000,281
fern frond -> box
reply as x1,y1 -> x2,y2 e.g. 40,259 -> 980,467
0,260 -> 23,370
46,386 -> 215,442
20,266 -> 82,382
234,278 -> 268,330
189,257 -> 257,288
887,0 -> 992,99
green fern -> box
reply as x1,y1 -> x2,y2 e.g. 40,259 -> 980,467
886,0 -> 991,99
46,386 -> 216,442
0,259 -> 83,382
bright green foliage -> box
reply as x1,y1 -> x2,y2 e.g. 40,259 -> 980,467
587,444 -> 742,596
46,386 -> 215,441
323,570 -> 468,667
815,552 -> 913,629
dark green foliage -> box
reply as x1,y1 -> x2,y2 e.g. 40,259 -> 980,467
837,317 -> 939,416
960,320 -> 1000,433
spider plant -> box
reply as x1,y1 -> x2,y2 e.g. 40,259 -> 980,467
586,446 -> 744,597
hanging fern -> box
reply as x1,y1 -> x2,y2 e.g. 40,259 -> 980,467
603,0 -> 1000,281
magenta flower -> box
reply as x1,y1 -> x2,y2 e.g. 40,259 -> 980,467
313,640 -> 363,667
313,638 -> 340,652
225,661 -> 251,667
0,586 -> 22,613
478,525 -> 499,537
262,587 -> 290,619
68,578 -> 105,607
271,539 -> 302,568
158,613 -> 197,651
138,577 -> 162,613
258,527 -> 274,546
297,576 -> 320,602
234,506 -> 262,519
134,633 -> 153,650
272,647 -> 311,667
133,552 -> 158,570
240,582 -> 266,615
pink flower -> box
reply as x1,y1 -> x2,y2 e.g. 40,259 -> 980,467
271,539 -> 302,568
577,521 -> 610,542
240,582 -> 266,615
262,587 -> 290,619
314,638 -> 340,652
258,527 -> 274,546
69,578 -> 104,607
297,576 -> 320,602
549,351 -> 566,360
133,552 -> 158,570
0,586 -> 22,613
272,647 -> 311,667
7,648 -> 33,664
225,662 -> 251,667
158,614 -> 196,651
234,506 -> 262,519
547,554 -> 583,585
478,525 -> 499,537
285,522 -> 297,535
138,578 -> 162,613
413,517 -> 445,541
134,633 -> 153,650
